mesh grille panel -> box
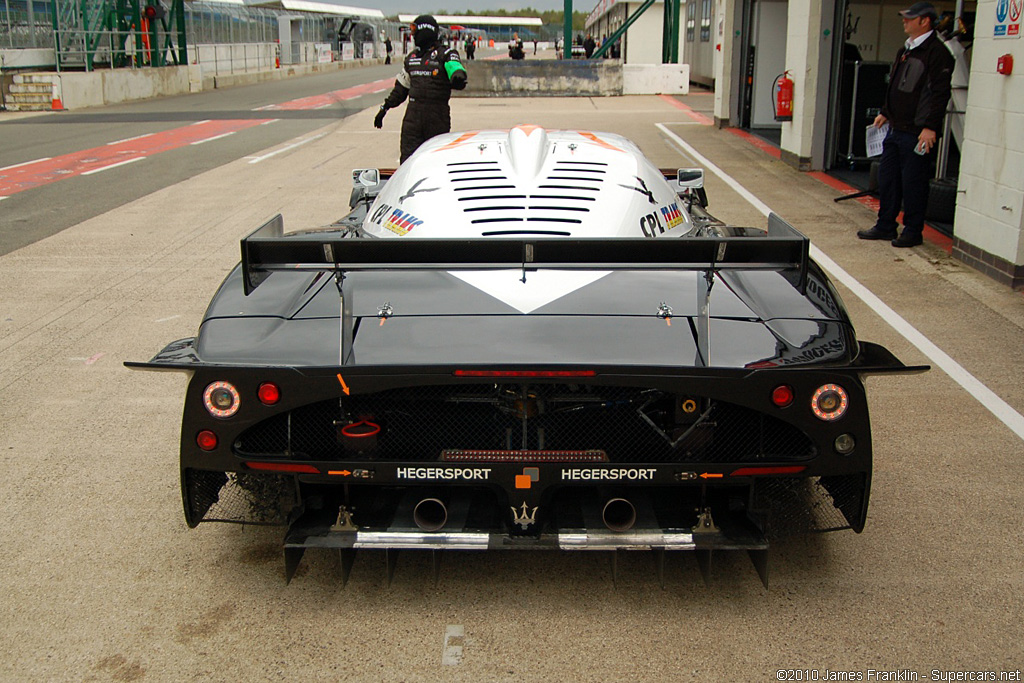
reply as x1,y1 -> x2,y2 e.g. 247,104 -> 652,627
186,469 -> 295,525
236,384 -> 816,464
754,475 -> 863,537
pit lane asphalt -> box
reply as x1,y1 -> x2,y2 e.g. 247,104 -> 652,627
1,79 -> 1023,681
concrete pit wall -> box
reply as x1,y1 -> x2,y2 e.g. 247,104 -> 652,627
459,59 -> 624,97
7,58 -> 690,110
58,66 -> 191,109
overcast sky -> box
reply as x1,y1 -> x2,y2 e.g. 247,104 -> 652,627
364,1 -> 584,15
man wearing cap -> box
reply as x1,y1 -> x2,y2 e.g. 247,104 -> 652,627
857,2 -> 954,248
374,15 -> 468,163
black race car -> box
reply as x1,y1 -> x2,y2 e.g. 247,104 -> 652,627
129,127 -> 926,584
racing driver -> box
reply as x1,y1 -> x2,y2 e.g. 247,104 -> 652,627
373,15 -> 468,163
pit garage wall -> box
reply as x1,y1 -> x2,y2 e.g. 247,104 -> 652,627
713,0 -> 743,127
779,0 -> 836,170
585,0 -> 686,65
953,0 -> 1024,287
713,0 -> 836,169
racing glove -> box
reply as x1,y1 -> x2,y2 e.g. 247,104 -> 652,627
373,105 -> 388,129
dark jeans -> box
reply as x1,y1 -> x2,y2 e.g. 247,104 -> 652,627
873,128 -> 933,236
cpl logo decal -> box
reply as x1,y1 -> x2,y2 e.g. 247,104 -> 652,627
639,202 -> 685,236
515,467 -> 539,489
383,208 -> 424,236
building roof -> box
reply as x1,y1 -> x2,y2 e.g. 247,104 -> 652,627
247,0 -> 384,17
397,14 -> 543,27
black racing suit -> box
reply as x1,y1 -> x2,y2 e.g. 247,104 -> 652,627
381,43 -> 467,163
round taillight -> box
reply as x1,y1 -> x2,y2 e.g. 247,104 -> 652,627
771,385 -> 794,408
196,430 -> 218,451
203,381 -> 240,418
258,382 -> 280,406
811,384 -> 848,421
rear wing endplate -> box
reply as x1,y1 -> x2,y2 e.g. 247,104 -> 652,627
241,213 -> 810,296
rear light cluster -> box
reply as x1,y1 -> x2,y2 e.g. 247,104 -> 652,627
202,380 -> 282,418
770,382 -> 854,455
771,383 -> 849,422
197,380 -> 282,451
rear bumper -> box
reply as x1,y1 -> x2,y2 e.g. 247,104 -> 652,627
176,363 -> 877,544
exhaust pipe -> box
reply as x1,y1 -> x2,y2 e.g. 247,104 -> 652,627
413,497 -> 448,532
602,498 -> 637,532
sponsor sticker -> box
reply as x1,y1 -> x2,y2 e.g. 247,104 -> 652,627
515,467 -> 540,489
396,467 -> 492,480
561,468 -> 657,481
640,203 -> 684,236
660,202 -> 685,230
383,208 -> 423,236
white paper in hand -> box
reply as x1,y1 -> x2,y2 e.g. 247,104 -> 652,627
865,123 -> 888,157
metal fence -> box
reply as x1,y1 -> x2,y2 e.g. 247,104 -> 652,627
188,42 -> 276,76
3,0 -> 402,71
1,0 -> 55,48
185,2 -> 281,46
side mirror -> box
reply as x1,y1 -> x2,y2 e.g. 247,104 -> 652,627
676,168 -> 704,189
352,168 -> 380,188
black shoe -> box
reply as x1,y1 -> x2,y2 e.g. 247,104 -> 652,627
857,227 -> 898,240
891,232 -> 923,248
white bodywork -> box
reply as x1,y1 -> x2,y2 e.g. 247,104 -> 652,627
361,126 -> 694,239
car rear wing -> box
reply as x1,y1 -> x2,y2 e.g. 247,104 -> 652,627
241,213 -> 810,296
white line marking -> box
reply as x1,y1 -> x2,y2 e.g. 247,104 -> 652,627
191,119 -> 211,126
0,196 -> 7,202
248,132 -> 327,164
259,119 -> 280,125
84,352 -> 105,365
107,133 -> 155,145
191,132 -> 236,145
80,156 -> 146,175
656,122 -> 1024,442
155,315 -> 181,323
441,625 -> 464,666
0,157 -> 51,171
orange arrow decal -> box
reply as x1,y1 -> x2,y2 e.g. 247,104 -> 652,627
336,373 -> 350,395
699,473 -> 723,479
328,470 -> 352,476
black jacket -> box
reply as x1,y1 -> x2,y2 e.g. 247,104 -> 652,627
384,44 -> 467,109
881,32 -> 955,134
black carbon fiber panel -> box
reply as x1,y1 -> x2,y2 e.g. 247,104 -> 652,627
235,384 -> 817,464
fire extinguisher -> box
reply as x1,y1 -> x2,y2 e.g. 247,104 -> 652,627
773,71 -> 793,122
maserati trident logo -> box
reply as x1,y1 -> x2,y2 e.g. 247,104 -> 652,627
511,501 -> 538,530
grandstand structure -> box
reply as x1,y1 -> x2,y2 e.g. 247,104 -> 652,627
0,0 -> 393,72
1,2 -> 557,73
